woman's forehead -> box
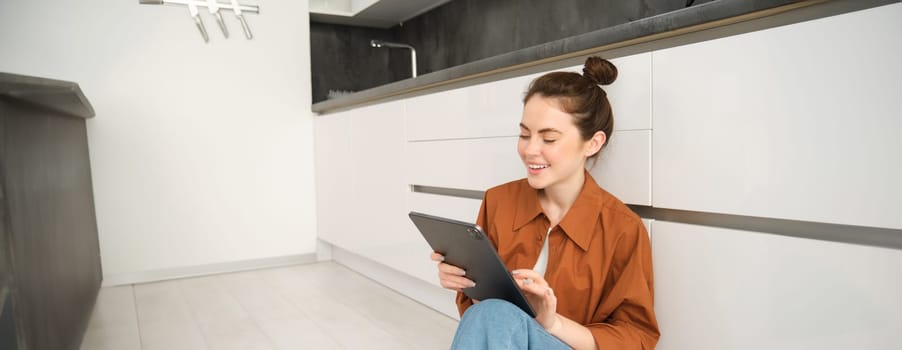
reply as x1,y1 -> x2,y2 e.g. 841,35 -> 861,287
521,96 -> 576,131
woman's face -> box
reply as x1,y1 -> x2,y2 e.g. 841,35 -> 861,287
518,95 -> 601,191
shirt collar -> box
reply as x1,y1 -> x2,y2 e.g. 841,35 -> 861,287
513,170 -> 605,251
513,184 -> 543,232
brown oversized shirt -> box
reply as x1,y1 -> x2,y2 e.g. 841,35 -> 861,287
456,171 -> 660,349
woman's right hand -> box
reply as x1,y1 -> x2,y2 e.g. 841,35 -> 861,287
431,252 -> 476,292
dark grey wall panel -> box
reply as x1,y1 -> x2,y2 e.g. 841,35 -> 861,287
309,0 -> 715,103
310,22 -> 407,103
0,99 -> 101,350
314,0 -> 897,113
395,0 -> 715,75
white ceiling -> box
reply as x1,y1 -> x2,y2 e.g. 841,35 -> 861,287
310,0 -> 452,28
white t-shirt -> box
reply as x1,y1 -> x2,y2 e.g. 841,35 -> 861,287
532,227 -> 553,276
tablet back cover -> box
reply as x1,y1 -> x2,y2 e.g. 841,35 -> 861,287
409,211 -> 535,317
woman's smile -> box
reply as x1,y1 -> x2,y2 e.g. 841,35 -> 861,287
527,163 -> 550,175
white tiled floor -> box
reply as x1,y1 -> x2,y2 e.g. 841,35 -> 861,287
80,262 -> 458,349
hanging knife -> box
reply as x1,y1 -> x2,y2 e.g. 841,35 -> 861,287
230,0 -> 253,39
207,0 -> 228,38
140,0 -> 259,14
187,0 -> 209,42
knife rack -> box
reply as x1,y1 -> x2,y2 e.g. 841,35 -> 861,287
139,0 -> 259,43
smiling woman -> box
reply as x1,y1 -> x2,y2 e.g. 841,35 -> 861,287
431,56 -> 659,350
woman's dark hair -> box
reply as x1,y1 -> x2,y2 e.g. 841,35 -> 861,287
523,56 -> 617,160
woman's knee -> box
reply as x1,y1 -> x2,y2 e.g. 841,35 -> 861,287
462,299 -> 528,323
453,300 -> 537,349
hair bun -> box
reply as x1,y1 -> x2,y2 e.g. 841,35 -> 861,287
582,56 -> 617,86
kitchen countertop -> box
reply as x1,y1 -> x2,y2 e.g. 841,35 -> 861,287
312,0 -> 897,114
0,72 -> 95,119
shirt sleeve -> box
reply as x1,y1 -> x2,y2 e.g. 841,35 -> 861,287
586,221 -> 660,349
455,195 -> 489,316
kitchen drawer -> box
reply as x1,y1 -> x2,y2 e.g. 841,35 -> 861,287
652,220 -> 902,349
652,4 -> 902,229
408,130 -> 651,206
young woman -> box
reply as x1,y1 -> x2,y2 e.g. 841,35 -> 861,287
431,56 -> 659,350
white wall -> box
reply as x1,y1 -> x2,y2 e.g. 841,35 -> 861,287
0,0 -> 318,284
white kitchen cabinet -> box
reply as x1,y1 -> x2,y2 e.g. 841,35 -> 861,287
592,129 -> 651,206
345,101 -> 409,251
313,112 -> 353,244
652,220 -> 902,350
407,137 -> 523,192
408,130 -> 651,205
316,101 -> 456,292
565,52 -> 653,131
408,192 -> 482,224
315,100 -> 410,257
405,74 -> 536,142
387,176 -> 486,291
608,53 -> 653,131
406,52 -> 653,142
652,4 -> 902,229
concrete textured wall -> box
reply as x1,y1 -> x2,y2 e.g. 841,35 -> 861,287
396,0 -> 714,75
310,22 -> 407,103
310,0 -> 714,102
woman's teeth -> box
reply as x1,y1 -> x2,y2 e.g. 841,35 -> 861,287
528,164 -> 549,169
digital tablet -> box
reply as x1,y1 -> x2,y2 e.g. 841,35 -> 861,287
409,211 -> 536,317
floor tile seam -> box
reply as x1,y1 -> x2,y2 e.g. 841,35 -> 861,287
310,263 -> 423,350
209,274 -> 284,349
257,264 -> 349,349
133,290 -> 202,327
129,284 -> 147,350
178,278 -> 259,327
218,273 -> 313,323
173,279 -> 214,350
327,259 -> 460,346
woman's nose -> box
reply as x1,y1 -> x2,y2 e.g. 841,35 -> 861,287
523,138 -> 541,155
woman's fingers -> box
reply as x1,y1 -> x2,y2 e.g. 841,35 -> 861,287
433,260 -> 475,291
431,253 -> 469,290
439,276 -> 476,291
512,269 -> 542,279
512,269 -> 553,297
512,269 -> 546,287
438,271 -> 475,290
437,262 -> 466,276
512,269 -> 557,327
518,280 -> 549,296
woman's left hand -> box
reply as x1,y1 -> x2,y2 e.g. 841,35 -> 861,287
512,269 -> 560,331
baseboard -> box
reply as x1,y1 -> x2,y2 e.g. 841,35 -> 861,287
101,253 -> 319,287
330,245 -> 460,320
316,239 -> 333,261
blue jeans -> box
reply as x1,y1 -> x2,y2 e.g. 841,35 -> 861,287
451,299 -> 571,350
